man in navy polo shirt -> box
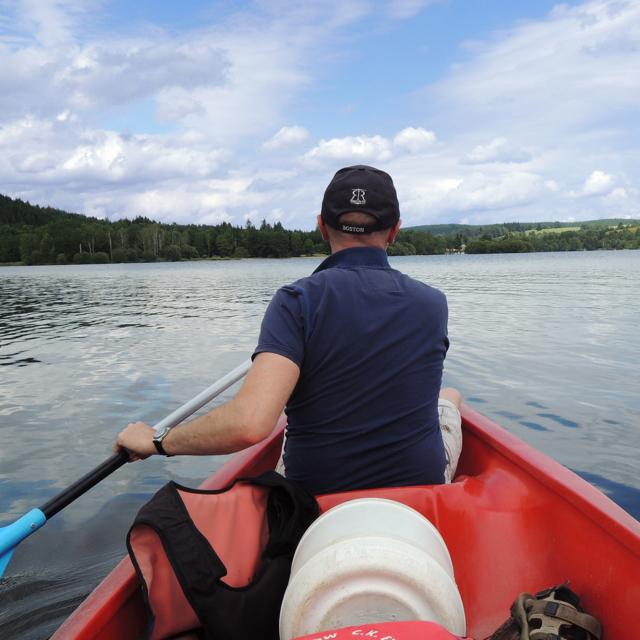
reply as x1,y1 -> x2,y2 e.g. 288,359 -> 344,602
116,166 -> 462,494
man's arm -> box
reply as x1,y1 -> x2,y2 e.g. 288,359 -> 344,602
115,353 -> 300,459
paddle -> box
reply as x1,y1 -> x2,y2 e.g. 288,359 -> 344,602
0,359 -> 252,577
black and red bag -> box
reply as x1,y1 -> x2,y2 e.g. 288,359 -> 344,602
127,471 -> 319,640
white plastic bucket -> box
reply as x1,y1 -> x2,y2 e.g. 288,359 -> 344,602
279,498 -> 466,640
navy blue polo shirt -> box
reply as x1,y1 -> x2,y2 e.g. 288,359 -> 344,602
253,246 -> 449,495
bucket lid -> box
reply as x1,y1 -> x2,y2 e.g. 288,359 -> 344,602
291,498 -> 454,579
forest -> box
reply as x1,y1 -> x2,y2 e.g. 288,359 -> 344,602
0,193 -> 638,265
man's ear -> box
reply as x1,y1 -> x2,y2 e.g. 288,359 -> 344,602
317,214 -> 330,241
387,219 -> 402,245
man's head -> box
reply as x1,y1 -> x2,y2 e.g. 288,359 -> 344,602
318,165 -> 401,251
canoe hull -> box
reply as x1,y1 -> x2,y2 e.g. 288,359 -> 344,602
52,407 -> 640,639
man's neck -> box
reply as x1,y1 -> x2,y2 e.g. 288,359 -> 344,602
329,239 -> 388,254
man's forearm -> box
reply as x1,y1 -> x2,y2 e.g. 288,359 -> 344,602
115,353 -> 299,460
162,398 -> 269,456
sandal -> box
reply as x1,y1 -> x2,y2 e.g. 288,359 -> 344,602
487,584 -> 602,640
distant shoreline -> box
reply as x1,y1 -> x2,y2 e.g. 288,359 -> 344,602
3,247 -> 639,268
0,254 -> 329,267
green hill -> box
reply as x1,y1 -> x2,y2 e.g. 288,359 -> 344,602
0,193 -> 88,226
0,193 -> 327,264
405,219 -> 639,238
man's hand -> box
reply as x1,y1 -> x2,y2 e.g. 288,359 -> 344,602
114,421 -> 157,461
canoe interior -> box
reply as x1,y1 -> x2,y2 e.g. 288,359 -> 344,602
52,407 -> 640,639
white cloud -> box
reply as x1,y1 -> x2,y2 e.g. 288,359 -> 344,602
10,0 -> 98,48
583,170 -> 615,196
395,168 -> 551,219
62,41 -> 229,110
303,135 -> 393,164
124,180 -> 261,224
302,127 -> 436,166
263,126 -> 310,150
465,137 -> 532,164
447,171 -> 550,211
1,118 -> 225,187
0,1 -> 354,222
393,127 -> 436,154
155,36 -> 309,142
432,1 -> 640,135
0,32 -> 229,123
606,187 -> 628,201
397,0 -> 640,223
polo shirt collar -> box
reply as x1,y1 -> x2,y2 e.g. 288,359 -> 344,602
313,246 -> 390,274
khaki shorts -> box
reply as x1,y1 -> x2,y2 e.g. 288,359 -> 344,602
276,399 -> 463,484
438,398 -> 463,484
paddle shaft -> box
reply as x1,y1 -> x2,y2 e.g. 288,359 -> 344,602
41,450 -> 129,519
40,358 -> 252,518
0,359 -> 252,571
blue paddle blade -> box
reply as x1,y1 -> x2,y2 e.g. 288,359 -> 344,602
0,508 -> 47,577
0,546 -> 15,576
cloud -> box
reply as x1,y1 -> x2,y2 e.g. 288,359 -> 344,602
62,131 -> 225,184
0,27 -> 229,123
431,1 -> 640,135
393,127 -> 437,154
402,0 -> 640,223
303,135 -> 393,164
395,167 -> 552,220
155,34 -> 310,141
446,171 -> 550,211
1,116 -> 225,188
303,127 -> 437,166
0,1 -> 361,222
606,187 -> 628,201
124,179 -> 261,224
8,0 -> 99,48
582,170 -> 615,196
63,41 -> 229,110
263,126 -> 310,150
465,137 -> 532,164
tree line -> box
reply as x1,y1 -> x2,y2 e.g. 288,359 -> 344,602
0,193 -> 638,265
0,193 -> 455,265
0,194 -> 331,264
464,226 -> 639,254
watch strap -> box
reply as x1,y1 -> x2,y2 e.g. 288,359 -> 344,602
153,434 -> 172,456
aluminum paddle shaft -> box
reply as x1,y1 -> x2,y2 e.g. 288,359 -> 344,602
0,359 -> 252,577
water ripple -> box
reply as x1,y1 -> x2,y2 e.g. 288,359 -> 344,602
0,253 -> 638,638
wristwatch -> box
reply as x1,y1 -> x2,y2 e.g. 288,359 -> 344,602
153,425 -> 173,456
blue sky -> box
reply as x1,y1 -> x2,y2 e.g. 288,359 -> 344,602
0,0 -> 638,229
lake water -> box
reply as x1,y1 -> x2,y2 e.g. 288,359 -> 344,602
0,251 -> 639,638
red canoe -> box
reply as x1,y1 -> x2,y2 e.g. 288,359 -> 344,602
52,406 -> 640,639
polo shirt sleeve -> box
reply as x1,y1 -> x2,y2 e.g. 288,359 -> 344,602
442,293 -> 450,353
252,285 -> 305,367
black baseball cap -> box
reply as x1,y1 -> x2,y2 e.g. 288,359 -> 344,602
321,165 -> 400,234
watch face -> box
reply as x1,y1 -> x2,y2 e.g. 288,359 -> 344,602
154,426 -> 171,441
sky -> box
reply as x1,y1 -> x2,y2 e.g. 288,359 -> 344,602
1,0 -> 639,229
